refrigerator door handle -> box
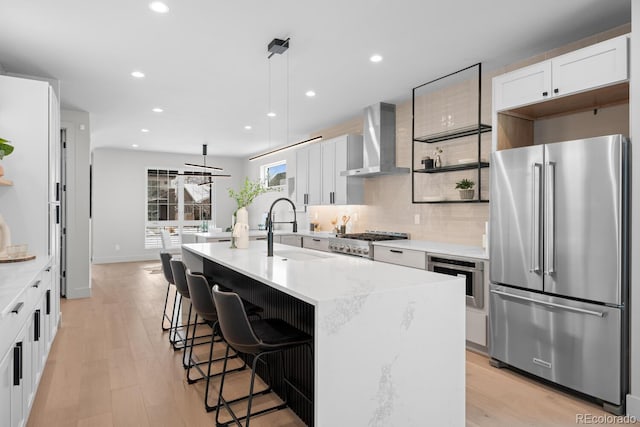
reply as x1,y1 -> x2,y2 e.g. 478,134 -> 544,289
490,289 -> 605,317
545,161 -> 556,275
530,163 -> 542,273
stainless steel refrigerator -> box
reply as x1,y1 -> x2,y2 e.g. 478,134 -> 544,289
489,134 -> 628,413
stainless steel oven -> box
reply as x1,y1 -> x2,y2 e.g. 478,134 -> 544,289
428,254 -> 484,309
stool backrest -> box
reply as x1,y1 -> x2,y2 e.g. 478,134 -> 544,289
160,229 -> 173,250
169,259 -> 190,299
160,252 -> 174,285
185,271 -> 218,322
212,285 -> 261,354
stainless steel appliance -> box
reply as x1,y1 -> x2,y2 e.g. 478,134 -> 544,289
340,103 -> 410,177
328,231 -> 408,259
489,134 -> 628,413
428,255 -> 484,309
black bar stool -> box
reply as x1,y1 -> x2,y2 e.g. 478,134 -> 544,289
185,271 -> 262,412
169,258 -> 210,355
159,252 -> 178,334
212,285 -> 312,427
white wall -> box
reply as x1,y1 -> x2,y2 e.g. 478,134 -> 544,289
92,148 -> 245,263
627,2 -> 640,417
61,110 -> 91,299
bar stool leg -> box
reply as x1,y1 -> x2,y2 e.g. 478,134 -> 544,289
161,283 -> 173,331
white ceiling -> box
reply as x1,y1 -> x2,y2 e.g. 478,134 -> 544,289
0,0 -> 631,158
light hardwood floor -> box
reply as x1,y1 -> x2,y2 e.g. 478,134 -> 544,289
27,261 -> 621,427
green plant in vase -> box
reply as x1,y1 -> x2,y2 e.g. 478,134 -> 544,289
455,178 -> 475,200
0,138 -> 14,179
227,178 -> 277,245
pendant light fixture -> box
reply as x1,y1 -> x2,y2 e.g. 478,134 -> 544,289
249,37 -> 322,162
179,144 -> 231,185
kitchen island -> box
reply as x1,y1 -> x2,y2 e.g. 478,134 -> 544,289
182,241 -> 465,426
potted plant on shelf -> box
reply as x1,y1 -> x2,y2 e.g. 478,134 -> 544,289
0,138 -> 14,180
455,178 -> 475,200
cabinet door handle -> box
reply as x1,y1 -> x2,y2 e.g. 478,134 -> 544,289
13,343 -> 21,386
35,310 -> 41,342
312,238 -> 321,242
32,280 -> 41,288
553,88 -> 559,94
56,182 -> 61,202
390,249 -> 404,254
542,91 -> 548,97
46,290 -> 51,315
56,205 -> 60,224
11,302 -> 24,315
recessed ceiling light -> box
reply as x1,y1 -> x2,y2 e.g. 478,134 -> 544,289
370,54 -> 383,63
244,125 -> 252,130
305,90 -> 316,97
149,1 -> 169,13
131,71 -> 145,78
267,112 -> 276,117
141,128 -> 150,133
152,107 -> 163,113
132,144 -> 139,148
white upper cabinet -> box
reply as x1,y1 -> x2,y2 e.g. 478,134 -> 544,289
493,35 -> 628,112
551,35 -> 628,98
295,147 -> 309,206
307,144 -> 322,205
321,139 -> 336,205
321,135 -> 363,205
493,61 -> 552,111
295,144 -> 322,206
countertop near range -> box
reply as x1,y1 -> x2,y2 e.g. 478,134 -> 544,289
0,255 -> 51,316
373,240 -> 489,260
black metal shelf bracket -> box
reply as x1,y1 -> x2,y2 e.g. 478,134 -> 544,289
411,63 -> 491,204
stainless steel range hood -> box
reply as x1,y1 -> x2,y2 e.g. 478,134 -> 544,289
340,102 -> 410,177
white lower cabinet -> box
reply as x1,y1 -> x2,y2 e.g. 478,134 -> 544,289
280,235 -> 302,247
373,246 -> 427,269
0,264 -> 59,427
302,236 -> 330,252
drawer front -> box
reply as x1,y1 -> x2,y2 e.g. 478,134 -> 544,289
489,284 -> 622,404
302,237 -> 330,252
373,247 -> 426,269
280,235 -> 302,247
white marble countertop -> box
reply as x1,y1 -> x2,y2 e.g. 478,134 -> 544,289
183,241 -> 461,306
373,239 -> 489,260
0,255 -> 51,316
181,240 -> 465,425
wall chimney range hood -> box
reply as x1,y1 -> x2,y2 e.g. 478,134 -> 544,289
341,102 -> 410,177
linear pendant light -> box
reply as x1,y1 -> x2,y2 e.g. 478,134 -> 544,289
248,136 -> 322,161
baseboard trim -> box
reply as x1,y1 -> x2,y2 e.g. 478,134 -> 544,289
627,394 -> 640,417
92,254 -> 160,264
66,286 -> 91,299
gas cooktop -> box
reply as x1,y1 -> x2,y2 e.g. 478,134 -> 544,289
329,231 -> 409,258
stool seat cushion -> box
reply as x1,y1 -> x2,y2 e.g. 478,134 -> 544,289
251,318 -> 311,350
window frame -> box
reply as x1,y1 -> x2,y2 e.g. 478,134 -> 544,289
144,167 -> 215,249
261,159 -> 287,189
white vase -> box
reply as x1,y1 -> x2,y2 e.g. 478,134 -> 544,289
232,207 -> 250,249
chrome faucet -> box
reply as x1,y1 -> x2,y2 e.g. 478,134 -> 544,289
266,197 -> 297,257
